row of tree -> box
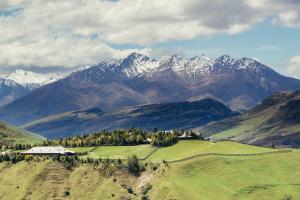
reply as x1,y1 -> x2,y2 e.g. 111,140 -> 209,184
43,128 -> 200,147
43,128 -> 148,147
1,128 -> 204,151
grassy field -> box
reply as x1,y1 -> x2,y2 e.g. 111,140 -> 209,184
1,141 -> 299,200
72,145 -> 156,159
0,121 -> 45,145
208,110 -> 274,140
0,161 -> 137,200
68,147 -> 96,153
69,141 -> 277,161
146,140 -> 277,161
149,152 -> 300,200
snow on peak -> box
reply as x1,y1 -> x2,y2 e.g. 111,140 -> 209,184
0,77 -> 19,87
6,69 -> 68,90
117,53 -> 158,78
158,55 -> 188,71
82,53 -> 269,80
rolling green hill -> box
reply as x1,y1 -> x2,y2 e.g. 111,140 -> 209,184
0,140 -> 299,200
198,91 -> 300,147
0,121 -> 44,146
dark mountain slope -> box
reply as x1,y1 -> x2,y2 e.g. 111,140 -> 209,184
197,91 -> 300,147
0,78 -> 29,107
22,98 -> 237,139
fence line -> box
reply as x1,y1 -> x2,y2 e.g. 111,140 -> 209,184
167,150 -> 293,164
139,148 -> 159,160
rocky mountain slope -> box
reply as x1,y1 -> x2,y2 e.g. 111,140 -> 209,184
1,52 -> 300,125
197,91 -> 300,147
0,78 -> 28,107
22,98 -> 237,139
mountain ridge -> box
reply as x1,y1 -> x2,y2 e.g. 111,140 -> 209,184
5,69 -> 69,90
1,52 -> 300,125
197,90 -> 300,147
22,98 -> 238,139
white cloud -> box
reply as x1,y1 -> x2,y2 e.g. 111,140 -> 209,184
286,55 -> 300,78
0,0 -> 299,67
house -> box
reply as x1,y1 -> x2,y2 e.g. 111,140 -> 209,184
21,146 -> 75,156
178,133 -> 192,139
0,150 -> 11,155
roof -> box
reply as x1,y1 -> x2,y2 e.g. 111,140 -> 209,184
0,150 -> 11,155
22,146 -> 75,154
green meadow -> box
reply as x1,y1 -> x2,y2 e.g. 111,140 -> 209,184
71,144 -> 156,159
1,140 -> 299,200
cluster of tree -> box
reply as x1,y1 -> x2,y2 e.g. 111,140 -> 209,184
43,128 -> 148,147
0,153 -> 25,163
150,131 -> 178,147
41,128 -> 204,148
127,155 -> 144,176
1,143 -> 33,151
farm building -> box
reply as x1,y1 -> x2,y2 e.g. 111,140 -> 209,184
21,146 -> 75,156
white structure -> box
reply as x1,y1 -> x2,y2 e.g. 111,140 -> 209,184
21,146 -> 75,156
0,150 -> 11,155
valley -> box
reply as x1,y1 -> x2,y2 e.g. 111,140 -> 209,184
1,1 -> 300,199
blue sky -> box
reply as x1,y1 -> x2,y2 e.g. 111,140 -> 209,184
155,21 -> 299,72
0,0 -> 299,77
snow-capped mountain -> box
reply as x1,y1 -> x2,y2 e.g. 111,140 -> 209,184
87,52 -> 269,79
5,69 -> 69,90
1,52 -> 300,125
0,77 -> 28,106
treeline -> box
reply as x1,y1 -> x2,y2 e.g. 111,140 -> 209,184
150,132 -> 177,147
1,143 -> 34,152
0,128 -> 204,151
0,153 -> 25,163
42,128 -> 203,148
43,128 -> 148,147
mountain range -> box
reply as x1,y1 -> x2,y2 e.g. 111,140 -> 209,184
22,98 -> 237,139
2,69 -> 69,90
0,78 -> 28,107
1,52 -> 300,126
0,69 -> 69,106
198,90 -> 300,147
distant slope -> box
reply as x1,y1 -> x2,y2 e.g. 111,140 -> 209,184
0,78 -> 29,106
5,69 -> 69,90
198,91 -> 300,147
1,53 -> 300,125
0,121 -> 44,145
22,98 -> 237,139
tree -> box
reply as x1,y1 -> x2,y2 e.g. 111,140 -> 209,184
127,155 -> 141,176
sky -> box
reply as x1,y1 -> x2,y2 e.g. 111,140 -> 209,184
0,0 -> 300,77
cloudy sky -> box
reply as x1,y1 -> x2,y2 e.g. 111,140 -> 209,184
0,0 -> 300,77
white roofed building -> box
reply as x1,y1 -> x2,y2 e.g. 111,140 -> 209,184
21,146 -> 75,156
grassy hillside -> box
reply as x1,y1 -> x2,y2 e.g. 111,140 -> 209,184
70,145 -> 156,159
0,121 -> 44,146
149,152 -> 300,200
69,141 -> 277,161
146,140 -> 277,161
198,91 -> 300,147
0,140 -> 299,200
